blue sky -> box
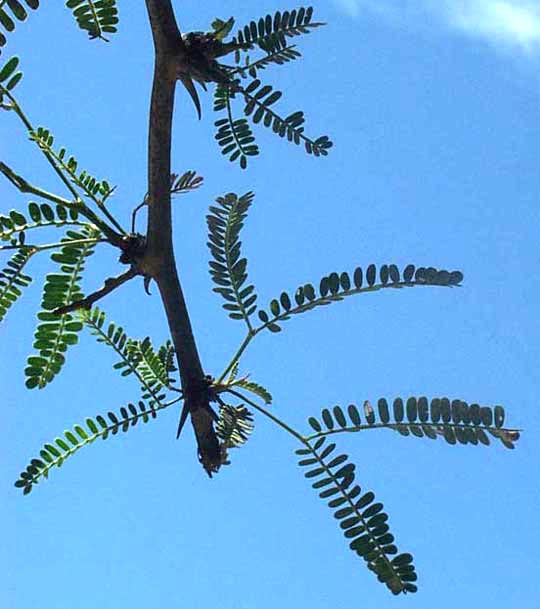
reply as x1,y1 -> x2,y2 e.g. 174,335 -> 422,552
335,0 -> 540,55
1,1 -> 539,608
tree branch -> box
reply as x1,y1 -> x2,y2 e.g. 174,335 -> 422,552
145,0 -> 183,53
53,267 -> 139,315
144,0 -> 221,473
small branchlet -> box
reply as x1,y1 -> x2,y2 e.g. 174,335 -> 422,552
53,267 -> 140,316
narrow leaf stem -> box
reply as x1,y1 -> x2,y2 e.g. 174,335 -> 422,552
0,237 -> 106,252
228,44 -> 299,77
225,388 -> 305,443
37,147 -> 126,236
216,331 -> 254,384
97,205 -> 124,234
2,89 -> 83,201
35,236 -> 97,388
221,198 -> 255,334
20,395 -> 184,490
0,161 -> 72,207
86,0 -> 107,41
226,88 -> 253,162
245,21 -> 326,49
306,440 -> 404,592
0,95 -> 124,245
90,198 -> 125,236
237,83 -> 321,150
83,313 -> 171,409
305,421 -> 522,442
254,281 -> 457,333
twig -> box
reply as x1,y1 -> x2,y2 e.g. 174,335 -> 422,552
131,172 -> 204,233
225,388 -> 306,443
0,161 -> 72,207
131,195 -> 148,234
0,161 -> 124,247
0,88 -> 83,202
53,267 -> 139,315
1,93 -> 126,236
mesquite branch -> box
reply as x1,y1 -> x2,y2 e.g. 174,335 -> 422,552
143,0 -> 221,473
53,267 -> 139,315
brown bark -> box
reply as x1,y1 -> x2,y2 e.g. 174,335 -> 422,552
143,0 -> 222,474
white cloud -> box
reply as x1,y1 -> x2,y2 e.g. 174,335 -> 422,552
445,1 -> 540,52
334,0 -> 540,56
334,0 -> 393,18
334,0 -> 360,17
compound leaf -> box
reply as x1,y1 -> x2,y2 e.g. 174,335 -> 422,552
207,192 -> 258,328
14,399 -> 167,494
306,397 -> 520,450
0,4 -> 39,56
257,264 -> 463,334
0,246 -> 33,322
65,0 -> 119,41
296,437 -> 417,595
25,226 -> 99,389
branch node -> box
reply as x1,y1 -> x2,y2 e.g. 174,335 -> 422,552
118,233 -> 147,264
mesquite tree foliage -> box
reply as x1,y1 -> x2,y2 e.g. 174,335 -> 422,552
176,8 -> 332,167
1,3 -> 520,598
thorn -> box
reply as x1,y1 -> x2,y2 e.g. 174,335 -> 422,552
179,75 -> 202,120
143,276 -> 152,295
176,402 -> 190,439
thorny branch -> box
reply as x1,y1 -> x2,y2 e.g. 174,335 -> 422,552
144,0 -> 221,475
0,1 -> 230,475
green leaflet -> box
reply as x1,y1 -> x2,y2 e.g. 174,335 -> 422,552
126,336 -> 179,396
297,396 -> 520,593
226,361 -> 240,382
14,399 -> 166,495
211,17 -> 235,41
257,264 -> 464,333
81,307 -> 178,407
233,7 -> 325,53
169,170 -> 204,196
213,76 -> 332,168
30,126 -> 113,203
207,192 -> 258,327
305,398 -> 520,450
210,7 -> 330,168
0,3 -> 39,56
216,402 -> 254,449
0,247 -> 33,323
239,78 -> 332,157
214,86 -> 259,169
230,378 -> 272,405
232,44 -> 302,80
25,227 -> 99,389
0,200 -> 84,244
0,55 -> 23,99
157,339 -> 177,379
296,437 -> 417,595
65,0 -> 119,41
